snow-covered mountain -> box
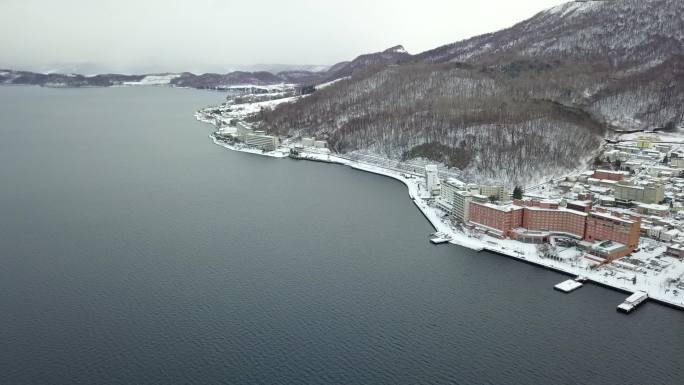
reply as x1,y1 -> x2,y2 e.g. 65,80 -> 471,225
322,45 -> 411,81
256,0 -> 684,186
416,0 -> 683,69
414,0 -> 684,130
0,70 -> 146,87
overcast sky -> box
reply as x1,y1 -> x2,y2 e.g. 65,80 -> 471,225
1,0 -> 566,74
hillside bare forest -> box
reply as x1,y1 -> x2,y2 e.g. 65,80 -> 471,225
255,0 -> 684,185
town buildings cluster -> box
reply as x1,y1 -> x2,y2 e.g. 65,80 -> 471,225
431,134 -> 684,264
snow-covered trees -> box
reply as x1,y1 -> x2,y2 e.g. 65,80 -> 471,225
253,0 -> 684,186
256,63 -> 604,186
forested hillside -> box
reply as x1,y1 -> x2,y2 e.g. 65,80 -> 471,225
255,0 -> 684,186
256,63 -> 604,184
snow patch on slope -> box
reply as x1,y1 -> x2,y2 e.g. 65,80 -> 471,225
315,77 -> 350,90
123,74 -> 180,86
545,1 -> 605,17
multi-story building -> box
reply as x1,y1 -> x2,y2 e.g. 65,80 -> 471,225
503,199 -> 589,240
521,207 -> 587,239
425,165 -> 440,195
566,200 -> 592,213
440,180 -> 461,204
245,131 -> 280,152
614,182 -> 664,204
646,165 -> 678,177
671,157 -> 684,169
236,122 -> 254,141
637,135 -> 654,149
583,211 -> 641,259
436,179 -> 466,214
587,178 -> 619,188
453,190 -> 473,222
593,170 -> 628,181
479,185 -> 508,201
469,199 -> 642,259
468,201 -> 523,237
666,244 -> 684,259
636,203 -> 670,217
622,160 -> 643,172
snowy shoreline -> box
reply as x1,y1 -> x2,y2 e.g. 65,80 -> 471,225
200,119 -> 684,312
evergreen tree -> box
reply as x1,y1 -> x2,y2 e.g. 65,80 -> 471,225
512,186 -> 523,199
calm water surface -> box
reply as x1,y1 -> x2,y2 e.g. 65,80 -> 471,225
0,86 -> 682,385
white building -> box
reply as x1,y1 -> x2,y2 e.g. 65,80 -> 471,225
647,165 -> 678,177
425,165 -> 440,195
236,123 -> 254,141
602,149 -> 626,162
671,157 -> 684,169
314,140 -> 327,148
661,229 -> 680,242
245,131 -> 280,152
440,179 -> 462,203
648,225 -> 664,239
302,137 -> 315,147
453,190 -> 473,222
479,185 -> 508,201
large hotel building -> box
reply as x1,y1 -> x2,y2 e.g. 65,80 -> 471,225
468,198 -> 641,260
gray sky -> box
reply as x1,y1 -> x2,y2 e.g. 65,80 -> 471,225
1,0 -> 566,74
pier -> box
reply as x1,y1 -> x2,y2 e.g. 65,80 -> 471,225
430,232 -> 451,244
617,291 -> 648,313
554,279 -> 584,293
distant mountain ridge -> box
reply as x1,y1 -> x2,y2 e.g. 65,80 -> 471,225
322,45 -> 411,82
0,45 -> 412,89
0,69 -> 311,89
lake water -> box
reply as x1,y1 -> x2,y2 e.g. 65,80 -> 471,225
0,86 -> 682,385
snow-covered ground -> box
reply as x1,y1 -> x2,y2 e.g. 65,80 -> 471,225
197,95 -> 299,125
315,77 -> 349,90
209,135 -> 289,158
226,83 -> 295,92
231,96 -> 299,117
617,130 -> 684,144
122,74 -> 181,86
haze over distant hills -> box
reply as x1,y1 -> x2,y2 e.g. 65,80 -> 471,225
0,62 -> 330,77
0,45 -> 410,89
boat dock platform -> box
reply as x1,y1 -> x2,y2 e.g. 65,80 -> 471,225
554,279 -> 584,293
618,291 -> 648,313
430,232 -> 451,244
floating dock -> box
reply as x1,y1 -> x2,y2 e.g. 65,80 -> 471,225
554,279 -> 584,293
430,236 -> 450,244
430,232 -> 451,244
617,291 -> 648,313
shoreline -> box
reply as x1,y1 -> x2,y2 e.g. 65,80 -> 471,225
205,127 -> 684,312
